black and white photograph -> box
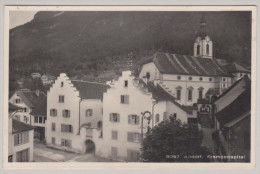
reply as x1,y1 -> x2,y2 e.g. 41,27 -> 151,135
2,5 -> 257,170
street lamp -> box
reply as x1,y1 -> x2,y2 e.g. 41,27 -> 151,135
140,111 -> 151,162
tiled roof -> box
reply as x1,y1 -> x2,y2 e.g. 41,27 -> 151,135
71,80 -> 110,100
206,88 -> 220,96
137,79 -> 193,114
222,62 -> 251,73
16,91 -> 46,108
150,52 -> 230,76
215,88 -> 251,127
12,119 -> 34,134
9,103 -> 22,112
30,96 -> 47,116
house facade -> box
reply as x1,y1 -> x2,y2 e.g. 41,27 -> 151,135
45,73 -> 109,153
94,71 -> 196,161
41,74 -> 56,86
8,103 -> 34,162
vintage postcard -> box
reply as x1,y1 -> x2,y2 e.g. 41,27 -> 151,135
2,5 -> 257,170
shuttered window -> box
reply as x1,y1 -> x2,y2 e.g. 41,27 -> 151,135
50,109 -> 57,116
111,147 -> 118,157
120,95 -> 129,104
111,131 -> 118,140
86,109 -> 93,117
51,123 -> 56,131
127,149 -> 140,162
59,95 -> 64,103
62,110 -> 70,118
128,115 -> 140,125
127,132 -> 141,143
163,112 -> 167,120
16,149 -> 29,162
61,124 -> 73,133
109,113 -> 120,122
14,132 -> 29,146
61,139 -> 72,148
155,114 -> 160,123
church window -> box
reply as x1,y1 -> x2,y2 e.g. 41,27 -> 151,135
199,90 -> 203,99
177,76 -> 181,80
199,77 -> 203,81
197,45 -> 200,55
188,89 -> 193,101
206,44 -> 210,55
209,78 -> 212,82
176,89 -> 181,100
188,77 -> 192,81
223,78 -> 226,82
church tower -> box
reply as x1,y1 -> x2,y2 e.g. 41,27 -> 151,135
193,15 -> 213,58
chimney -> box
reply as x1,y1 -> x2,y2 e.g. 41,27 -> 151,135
35,90 -> 40,97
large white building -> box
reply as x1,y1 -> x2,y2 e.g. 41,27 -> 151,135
46,73 -> 109,153
94,71 -> 197,161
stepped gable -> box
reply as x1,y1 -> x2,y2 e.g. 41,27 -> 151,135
71,80 -> 110,100
222,62 -> 251,73
215,87 -> 251,128
16,91 -> 46,108
12,119 -> 34,134
150,52 -> 230,76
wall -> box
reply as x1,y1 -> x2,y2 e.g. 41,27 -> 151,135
46,73 -> 82,152
138,62 -> 160,81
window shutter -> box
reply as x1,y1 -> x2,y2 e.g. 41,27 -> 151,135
126,95 -> 129,104
50,109 -> 52,116
121,95 -> 124,103
68,110 -> 70,117
137,116 -> 140,125
14,134 -> 18,146
23,131 -> 29,144
128,115 -> 131,124
118,114 -> 120,122
127,132 -> 133,142
62,110 -> 65,117
109,113 -> 112,121
61,124 -> 64,132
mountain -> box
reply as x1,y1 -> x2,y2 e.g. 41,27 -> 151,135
9,11 -> 251,77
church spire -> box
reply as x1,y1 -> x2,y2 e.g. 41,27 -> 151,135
197,14 -> 207,39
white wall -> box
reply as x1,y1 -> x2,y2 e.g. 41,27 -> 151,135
138,62 -> 160,82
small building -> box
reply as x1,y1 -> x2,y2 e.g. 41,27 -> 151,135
41,74 -> 56,86
8,103 -> 34,162
46,73 -> 109,153
9,90 -> 47,125
222,62 -> 251,83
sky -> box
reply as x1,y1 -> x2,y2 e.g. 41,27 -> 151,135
9,11 -> 38,29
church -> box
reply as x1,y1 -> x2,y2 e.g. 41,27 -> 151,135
138,15 -> 250,106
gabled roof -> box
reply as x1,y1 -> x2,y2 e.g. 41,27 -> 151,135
16,91 -> 46,108
150,52 -> 230,76
222,62 -> 251,73
12,119 -> 34,134
215,88 -> 251,127
9,103 -> 22,112
30,96 -> 47,116
137,79 -> 194,114
71,80 -> 110,100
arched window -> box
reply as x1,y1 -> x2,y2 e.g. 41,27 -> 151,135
86,109 -> 93,117
206,44 -> 209,55
197,45 -> 200,55
155,114 -> 160,123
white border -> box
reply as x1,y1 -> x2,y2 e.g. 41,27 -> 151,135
1,5 -> 258,172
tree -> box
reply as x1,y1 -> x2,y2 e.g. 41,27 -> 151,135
142,118 -> 211,162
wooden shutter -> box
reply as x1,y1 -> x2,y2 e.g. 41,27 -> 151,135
70,125 -> 73,133
128,115 -> 131,124
68,110 -> 70,117
61,124 -> 64,132
136,116 -> 140,125
117,114 -> 120,122
125,95 -> 129,104
109,113 -> 113,121
121,95 -> 124,103
23,131 -> 29,144
14,134 -> 18,146
127,132 -> 134,142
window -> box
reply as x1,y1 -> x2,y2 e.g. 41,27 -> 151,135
52,137 -> 55,145
121,95 -> 129,104
223,84 -> 225,88
97,121 -> 102,128
61,124 -> 73,133
51,123 -> 56,131
111,147 -> 118,157
86,109 -> 93,117
109,113 -> 120,122
188,77 -> 192,81
155,114 -> 160,123
50,109 -> 57,116
62,110 -> 70,118
199,77 -> 203,81
34,116 -> 38,123
177,76 -> 181,80
127,149 -> 140,162
61,82 -> 64,87
39,116 -> 43,123
206,44 -> 209,54
172,113 -> 177,119
176,89 -> 181,100
124,80 -> 128,87
61,139 -> 72,148
16,149 -> 29,162
127,132 -> 141,143
8,155 -> 13,162
240,73 -> 243,77
197,45 -> 200,55
15,99 -> 21,104
128,115 -> 140,125
223,78 -> 226,81
44,117 -> 47,124
163,112 -> 167,120
15,115 -> 20,121
188,89 -> 193,101
209,78 -> 212,82
112,131 -> 118,140
14,132 -> 29,146
24,116 -> 28,123
23,108 -> 27,112
199,90 -> 203,99
59,95 -> 64,103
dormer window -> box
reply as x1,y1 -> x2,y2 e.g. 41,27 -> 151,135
124,80 -> 128,87
61,82 -> 64,87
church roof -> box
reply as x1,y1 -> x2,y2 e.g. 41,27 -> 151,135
151,52 -> 230,77
222,62 -> 251,73
71,80 -> 110,100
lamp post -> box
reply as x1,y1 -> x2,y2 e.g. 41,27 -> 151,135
151,100 -> 158,129
140,111 -> 151,162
